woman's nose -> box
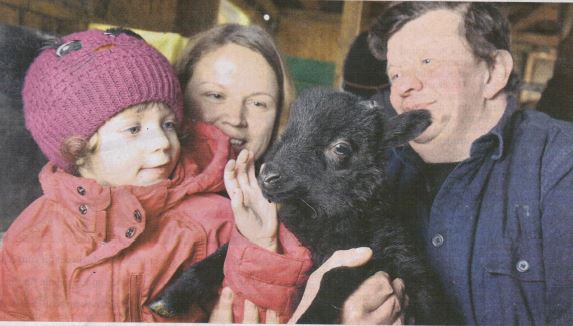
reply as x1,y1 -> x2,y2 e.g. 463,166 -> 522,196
394,71 -> 423,97
222,103 -> 247,128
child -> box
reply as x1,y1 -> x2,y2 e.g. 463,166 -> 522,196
0,28 -> 311,322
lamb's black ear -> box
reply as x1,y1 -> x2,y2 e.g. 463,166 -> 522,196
382,109 -> 432,148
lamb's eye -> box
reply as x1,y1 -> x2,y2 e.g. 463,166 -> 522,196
333,142 -> 352,157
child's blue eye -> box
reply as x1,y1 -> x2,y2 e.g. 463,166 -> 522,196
164,121 -> 176,130
127,126 -> 140,135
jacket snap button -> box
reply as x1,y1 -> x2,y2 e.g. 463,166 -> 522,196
125,227 -> 136,238
77,186 -> 86,195
133,209 -> 142,222
432,234 -> 444,247
79,204 -> 88,215
516,260 -> 530,273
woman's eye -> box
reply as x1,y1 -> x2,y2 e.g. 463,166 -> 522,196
205,92 -> 223,100
247,98 -> 268,109
422,58 -> 432,64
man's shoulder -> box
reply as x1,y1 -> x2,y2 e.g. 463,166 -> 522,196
509,109 -> 573,175
516,108 -> 573,140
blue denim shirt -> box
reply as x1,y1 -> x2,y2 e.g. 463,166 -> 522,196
385,98 -> 573,325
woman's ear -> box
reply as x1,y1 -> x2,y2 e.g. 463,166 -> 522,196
484,50 -> 513,99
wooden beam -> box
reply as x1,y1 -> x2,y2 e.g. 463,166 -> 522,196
560,3 -> 573,39
300,0 -> 321,11
0,0 -> 86,20
335,1 -> 364,88
513,32 -> 560,48
512,4 -> 559,32
174,0 -> 220,36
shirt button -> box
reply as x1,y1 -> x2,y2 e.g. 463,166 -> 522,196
133,209 -> 142,222
77,186 -> 86,195
516,260 -> 530,273
125,227 -> 136,238
432,234 -> 444,247
79,204 -> 88,215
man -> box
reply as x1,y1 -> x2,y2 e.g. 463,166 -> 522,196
363,2 -> 573,324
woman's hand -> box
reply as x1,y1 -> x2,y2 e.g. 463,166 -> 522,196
209,287 -> 280,323
289,247 -> 408,324
224,149 -> 279,252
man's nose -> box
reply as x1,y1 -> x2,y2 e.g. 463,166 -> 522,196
394,71 -> 423,97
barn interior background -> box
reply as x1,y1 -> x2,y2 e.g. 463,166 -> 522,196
0,0 -> 572,235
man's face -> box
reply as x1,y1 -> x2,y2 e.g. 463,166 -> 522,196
386,9 -> 491,150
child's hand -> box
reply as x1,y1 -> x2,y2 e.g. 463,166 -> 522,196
224,150 -> 279,252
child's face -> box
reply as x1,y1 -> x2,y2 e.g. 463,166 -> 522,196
79,103 -> 181,187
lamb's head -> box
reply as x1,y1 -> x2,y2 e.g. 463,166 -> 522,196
258,88 -> 430,218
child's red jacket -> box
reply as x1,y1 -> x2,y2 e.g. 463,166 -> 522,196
0,122 -> 312,322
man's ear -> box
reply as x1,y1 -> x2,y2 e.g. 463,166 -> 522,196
382,110 -> 432,148
484,50 -> 513,99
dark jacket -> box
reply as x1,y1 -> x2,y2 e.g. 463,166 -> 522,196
382,95 -> 573,325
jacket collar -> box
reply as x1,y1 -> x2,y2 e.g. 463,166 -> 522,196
39,121 -> 231,233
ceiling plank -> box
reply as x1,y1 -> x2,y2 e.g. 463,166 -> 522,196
512,4 -> 559,32
299,0 -> 321,11
513,32 -> 560,47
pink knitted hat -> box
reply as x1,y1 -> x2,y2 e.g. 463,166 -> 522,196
23,28 -> 183,172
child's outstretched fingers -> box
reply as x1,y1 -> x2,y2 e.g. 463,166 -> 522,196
226,149 -> 279,252
235,150 -> 252,201
224,159 -> 245,209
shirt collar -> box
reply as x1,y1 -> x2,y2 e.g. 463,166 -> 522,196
469,95 -> 518,161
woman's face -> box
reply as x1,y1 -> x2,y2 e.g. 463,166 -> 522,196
187,43 -> 279,160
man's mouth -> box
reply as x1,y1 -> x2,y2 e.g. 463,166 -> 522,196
401,101 -> 436,112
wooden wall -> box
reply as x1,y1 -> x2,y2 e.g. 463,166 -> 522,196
0,0 -> 219,36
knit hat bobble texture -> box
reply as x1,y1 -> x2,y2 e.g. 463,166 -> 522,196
23,29 -> 183,173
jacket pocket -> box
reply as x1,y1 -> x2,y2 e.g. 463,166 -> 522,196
129,274 -> 143,322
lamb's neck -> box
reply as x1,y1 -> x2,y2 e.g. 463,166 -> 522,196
280,204 -> 375,261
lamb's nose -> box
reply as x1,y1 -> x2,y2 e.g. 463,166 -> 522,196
259,162 -> 281,187
262,171 -> 281,186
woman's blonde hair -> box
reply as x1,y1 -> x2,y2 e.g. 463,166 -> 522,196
174,24 -> 294,140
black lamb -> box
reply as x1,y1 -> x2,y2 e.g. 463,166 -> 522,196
149,88 -> 454,324
0,24 -> 52,232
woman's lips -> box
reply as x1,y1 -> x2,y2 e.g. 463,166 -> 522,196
230,138 -> 246,153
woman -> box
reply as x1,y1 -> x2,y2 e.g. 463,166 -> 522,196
175,24 -> 407,324
175,23 -> 293,162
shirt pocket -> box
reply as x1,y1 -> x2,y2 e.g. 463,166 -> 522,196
485,203 -> 545,281
484,237 -> 545,282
